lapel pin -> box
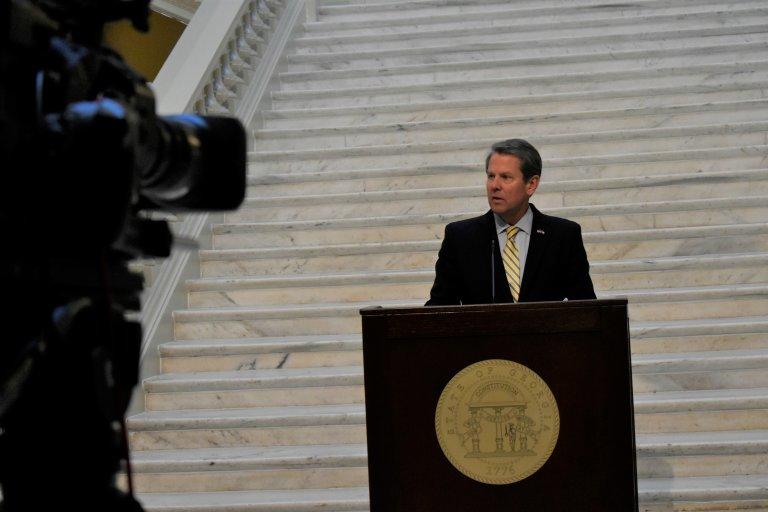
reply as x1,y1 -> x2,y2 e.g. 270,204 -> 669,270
536,229 -> 545,234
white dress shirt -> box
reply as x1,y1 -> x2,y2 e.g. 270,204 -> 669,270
494,206 -> 533,282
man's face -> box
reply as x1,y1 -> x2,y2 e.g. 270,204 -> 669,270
485,152 -> 540,224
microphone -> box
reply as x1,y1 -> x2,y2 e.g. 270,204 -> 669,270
490,238 -> 496,303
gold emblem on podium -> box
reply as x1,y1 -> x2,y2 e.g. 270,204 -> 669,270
435,359 -> 560,485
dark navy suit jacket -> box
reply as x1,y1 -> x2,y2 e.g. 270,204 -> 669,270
426,204 -> 596,305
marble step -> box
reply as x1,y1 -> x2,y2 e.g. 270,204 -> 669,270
278,41 -> 768,91
633,350 -> 768,393
639,475 -> 768,512
311,0 -> 711,24
246,152 -> 768,198
129,385 -> 768,454
201,221 -> 768,275
137,486 -> 369,511
248,121 -> 768,173
225,195 -> 768,237
318,0 -> 513,14
136,477 -> 768,511
294,10 -> 768,58
261,80 -> 768,130
144,346 -> 768,410
128,430 -> 768,494
185,276 -> 768,322
298,2 -> 766,43
284,26 -> 768,72
634,386 -> 768,434
172,282 -> 768,336
128,404 -> 368,451
254,98 -> 768,151
159,334 -> 363,374
158,320 -> 768,376
212,218 -> 768,257
143,366 -> 365,411
269,60 -> 768,110
129,444 -> 368,493
198,244 -> 768,290
236,174 -> 768,222
193,248 -> 768,296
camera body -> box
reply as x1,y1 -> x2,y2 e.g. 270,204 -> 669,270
0,1 -> 247,509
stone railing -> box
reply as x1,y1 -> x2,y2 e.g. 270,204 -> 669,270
134,0 -> 311,396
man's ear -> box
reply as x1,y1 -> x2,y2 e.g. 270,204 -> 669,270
526,175 -> 540,196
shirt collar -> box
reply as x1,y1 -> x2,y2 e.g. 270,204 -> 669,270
494,206 -> 533,236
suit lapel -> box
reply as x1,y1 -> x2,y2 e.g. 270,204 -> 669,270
519,205 -> 549,301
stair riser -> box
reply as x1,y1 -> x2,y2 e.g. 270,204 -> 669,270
310,0 -> 745,25
635,409 -> 768,434
200,251 -> 437,278
641,500 -> 768,512
246,166 -> 768,200
254,106 -> 768,150
127,451 -> 767,494
175,292 -> 768,339
175,316 -> 360,339
198,245 -> 766,278
632,333 -> 768,355
186,285 -> 767,321
129,409 -> 768,454
129,424 -> 367,451
161,350 -> 365,373
248,160 -> 768,197
222,207 -> 768,246
595,266 -> 768,292
189,282 -> 431,308
629,298 -> 768,322
637,453 -> 768,478
197,265 -> 768,301
296,10 -> 764,53
279,47 -> 768,91
210,234 -> 768,262
236,183 -> 768,223
161,341 -> 768,376
587,235 -> 768,261
146,367 -> 768,410
634,369 -> 768,393
262,87 -> 768,130
284,32 -> 768,72
127,466 -> 368,494
145,386 -> 365,411
249,132 -> 768,173
270,69 -> 768,110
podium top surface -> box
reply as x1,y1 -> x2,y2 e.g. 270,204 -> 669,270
360,299 -> 628,317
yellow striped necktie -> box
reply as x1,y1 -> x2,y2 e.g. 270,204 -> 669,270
502,226 -> 521,301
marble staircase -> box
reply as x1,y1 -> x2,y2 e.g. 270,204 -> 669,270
130,0 -> 768,509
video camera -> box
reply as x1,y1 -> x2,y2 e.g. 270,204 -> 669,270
0,0 -> 247,509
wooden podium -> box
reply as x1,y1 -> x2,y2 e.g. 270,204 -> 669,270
361,300 -> 637,511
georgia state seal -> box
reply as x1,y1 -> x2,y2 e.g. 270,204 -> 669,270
434,359 -> 560,485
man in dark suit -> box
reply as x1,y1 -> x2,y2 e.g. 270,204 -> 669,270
426,139 -> 596,306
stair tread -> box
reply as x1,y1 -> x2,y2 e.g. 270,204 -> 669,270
279,40 -> 768,82
250,120 -> 768,159
131,429 -> 768,469
270,60 -> 768,99
130,443 -> 367,471
144,366 -> 364,390
136,474 -> 768,509
128,403 -> 366,429
255,98 -> 768,137
137,486 -> 369,509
